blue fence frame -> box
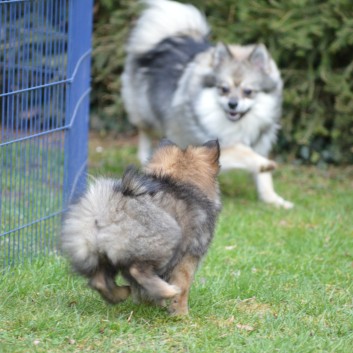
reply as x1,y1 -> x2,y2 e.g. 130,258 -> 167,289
0,0 -> 93,268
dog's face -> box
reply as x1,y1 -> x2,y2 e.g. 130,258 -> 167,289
209,44 -> 278,122
144,139 -> 220,200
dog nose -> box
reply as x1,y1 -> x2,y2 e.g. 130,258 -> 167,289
228,99 -> 238,110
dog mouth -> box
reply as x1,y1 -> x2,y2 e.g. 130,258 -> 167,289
227,111 -> 246,122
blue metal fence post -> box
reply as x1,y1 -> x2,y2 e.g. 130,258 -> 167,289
63,0 -> 93,206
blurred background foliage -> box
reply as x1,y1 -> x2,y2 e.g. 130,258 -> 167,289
91,0 -> 353,164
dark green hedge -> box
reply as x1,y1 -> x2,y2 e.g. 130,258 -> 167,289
91,0 -> 353,164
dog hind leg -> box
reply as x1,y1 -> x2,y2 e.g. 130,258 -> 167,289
129,264 -> 180,300
89,270 -> 131,304
168,255 -> 199,316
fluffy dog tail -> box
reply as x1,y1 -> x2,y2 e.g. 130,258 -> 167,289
126,0 -> 210,55
61,178 -> 121,277
60,170 -> 161,277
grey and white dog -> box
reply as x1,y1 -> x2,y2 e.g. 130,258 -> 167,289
122,0 -> 293,208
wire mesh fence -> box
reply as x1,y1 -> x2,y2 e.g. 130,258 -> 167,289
0,0 -> 93,268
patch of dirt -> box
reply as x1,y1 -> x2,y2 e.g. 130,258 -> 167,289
236,297 -> 273,317
89,132 -> 138,149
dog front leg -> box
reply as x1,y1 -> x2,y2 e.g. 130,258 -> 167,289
168,255 -> 199,316
220,144 -> 276,173
253,171 -> 294,209
137,129 -> 153,164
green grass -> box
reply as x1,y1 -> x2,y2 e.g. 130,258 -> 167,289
1,135 -> 353,352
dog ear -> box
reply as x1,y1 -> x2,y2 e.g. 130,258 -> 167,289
248,44 -> 270,70
212,42 -> 233,67
202,139 -> 220,162
249,44 -> 278,91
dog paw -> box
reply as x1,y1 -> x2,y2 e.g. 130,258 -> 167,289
168,302 -> 189,316
157,298 -> 167,307
259,160 -> 277,173
264,196 -> 294,209
278,199 -> 294,209
169,308 -> 189,316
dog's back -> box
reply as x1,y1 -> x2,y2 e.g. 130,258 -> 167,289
122,0 -> 211,132
135,36 -> 211,123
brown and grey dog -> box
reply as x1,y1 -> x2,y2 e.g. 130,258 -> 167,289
61,139 -> 221,315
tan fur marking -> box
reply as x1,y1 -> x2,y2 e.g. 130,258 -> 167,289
168,255 -> 199,315
144,144 -> 220,201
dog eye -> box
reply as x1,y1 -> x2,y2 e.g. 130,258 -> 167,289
218,86 -> 230,95
243,89 -> 253,96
